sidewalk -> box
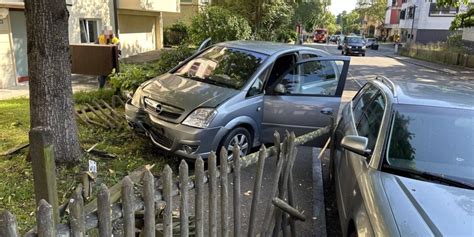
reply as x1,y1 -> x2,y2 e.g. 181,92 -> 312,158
0,74 -> 98,100
378,45 -> 474,81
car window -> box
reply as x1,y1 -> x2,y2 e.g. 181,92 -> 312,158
175,46 -> 267,89
278,60 -> 341,96
266,54 -> 297,91
247,66 -> 271,97
301,54 -> 319,59
352,84 -> 379,122
357,92 -> 385,161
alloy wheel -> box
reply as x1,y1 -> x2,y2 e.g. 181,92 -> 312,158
226,133 -> 249,161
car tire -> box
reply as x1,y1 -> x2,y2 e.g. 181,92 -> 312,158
341,50 -> 344,55
220,127 -> 252,161
362,53 -> 365,56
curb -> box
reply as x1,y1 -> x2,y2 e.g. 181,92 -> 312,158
385,54 -> 460,76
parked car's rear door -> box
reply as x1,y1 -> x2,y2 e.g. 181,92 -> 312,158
261,56 -> 350,146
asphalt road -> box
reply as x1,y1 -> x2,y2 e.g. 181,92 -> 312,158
306,42 -> 474,97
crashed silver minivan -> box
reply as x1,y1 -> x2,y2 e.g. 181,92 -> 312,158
125,41 -> 350,159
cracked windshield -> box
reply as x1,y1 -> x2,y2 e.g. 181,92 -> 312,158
0,0 -> 472,236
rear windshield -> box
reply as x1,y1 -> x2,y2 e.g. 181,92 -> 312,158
175,46 -> 267,89
386,105 -> 474,184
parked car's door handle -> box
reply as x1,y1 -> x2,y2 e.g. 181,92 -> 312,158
320,108 -> 333,115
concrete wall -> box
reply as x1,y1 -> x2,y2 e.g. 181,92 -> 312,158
0,8 -> 16,88
68,0 -> 114,44
462,27 -> 474,41
415,29 -> 452,44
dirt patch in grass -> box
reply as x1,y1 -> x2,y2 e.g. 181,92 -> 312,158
0,91 -> 179,233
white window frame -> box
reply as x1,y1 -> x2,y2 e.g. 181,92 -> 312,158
79,18 -> 100,43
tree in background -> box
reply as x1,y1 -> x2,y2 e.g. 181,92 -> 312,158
259,1 -> 294,41
356,0 -> 387,23
189,6 -> 252,44
24,0 -> 82,163
437,0 -> 473,30
341,11 -> 362,34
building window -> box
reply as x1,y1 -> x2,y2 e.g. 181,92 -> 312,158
392,0 -> 396,6
79,19 -> 99,43
402,0 -> 407,3
429,3 -> 458,16
400,9 -> 406,19
407,6 -> 415,19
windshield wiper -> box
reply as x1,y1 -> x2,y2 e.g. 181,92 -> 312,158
383,165 -> 474,190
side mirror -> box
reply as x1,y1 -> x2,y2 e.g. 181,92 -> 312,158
274,83 -> 287,94
341,135 -> 371,157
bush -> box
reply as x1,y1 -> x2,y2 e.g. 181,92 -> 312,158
189,6 -> 252,44
259,1 -> 294,41
276,29 -> 298,43
164,22 -> 189,46
74,89 -> 116,105
110,45 -> 194,91
447,33 -> 463,48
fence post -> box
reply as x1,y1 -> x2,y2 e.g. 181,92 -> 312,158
208,152 -> 218,237
163,165 -> 173,237
195,157 -> 205,237
219,147 -> 230,237
248,146 -> 267,237
37,199 -> 56,237
70,186 -> 85,237
122,176 -> 135,237
233,146 -> 242,237
143,170 -> 156,237
0,210 -> 19,237
97,183 -> 112,237
29,126 -> 59,223
179,160 -> 189,237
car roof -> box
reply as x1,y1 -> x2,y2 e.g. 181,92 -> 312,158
375,79 -> 474,110
216,40 -> 329,56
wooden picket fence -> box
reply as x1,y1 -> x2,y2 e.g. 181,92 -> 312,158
0,126 -> 331,237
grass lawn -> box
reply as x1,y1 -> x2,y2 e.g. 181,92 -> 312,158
0,90 -> 178,233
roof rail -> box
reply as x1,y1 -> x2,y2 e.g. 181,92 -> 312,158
375,76 -> 397,98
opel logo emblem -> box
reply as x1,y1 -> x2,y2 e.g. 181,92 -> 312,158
155,104 -> 163,114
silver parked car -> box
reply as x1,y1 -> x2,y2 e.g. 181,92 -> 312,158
331,77 -> 474,236
125,41 -> 350,159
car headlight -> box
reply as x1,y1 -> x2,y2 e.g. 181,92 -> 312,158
362,45 -> 367,49
131,87 -> 144,107
182,108 -> 217,129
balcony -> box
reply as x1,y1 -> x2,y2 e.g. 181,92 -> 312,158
117,0 -> 180,13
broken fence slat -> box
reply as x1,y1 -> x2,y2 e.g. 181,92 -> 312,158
272,198 -> 306,222
179,160 -> 189,237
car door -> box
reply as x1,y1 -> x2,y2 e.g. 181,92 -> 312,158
261,56 -> 350,146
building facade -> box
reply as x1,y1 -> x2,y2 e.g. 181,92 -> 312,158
162,0 -> 209,27
0,0 -> 180,89
385,0 -> 472,44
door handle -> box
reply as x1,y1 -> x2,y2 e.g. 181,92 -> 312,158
320,108 -> 333,115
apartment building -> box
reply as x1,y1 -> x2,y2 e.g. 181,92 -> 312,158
385,0 -> 471,43
0,0 -> 180,89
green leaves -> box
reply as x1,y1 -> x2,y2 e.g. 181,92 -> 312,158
189,6 -> 252,44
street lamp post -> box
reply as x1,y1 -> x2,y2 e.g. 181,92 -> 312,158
410,4 -> 417,42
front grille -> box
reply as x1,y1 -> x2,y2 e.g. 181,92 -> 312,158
144,97 -> 184,121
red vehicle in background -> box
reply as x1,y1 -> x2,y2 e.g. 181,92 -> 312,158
313,28 -> 327,43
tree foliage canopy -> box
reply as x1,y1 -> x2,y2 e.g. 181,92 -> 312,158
356,0 -> 387,23
189,6 -> 252,44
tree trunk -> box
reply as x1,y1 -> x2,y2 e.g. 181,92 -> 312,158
25,0 -> 82,163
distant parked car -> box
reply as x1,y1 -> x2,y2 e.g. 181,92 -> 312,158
342,36 -> 366,56
126,41 -> 350,160
331,77 -> 474,236
366,38 -> 379,50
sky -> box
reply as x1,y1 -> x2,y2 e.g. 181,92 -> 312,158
329,0 -> 358,16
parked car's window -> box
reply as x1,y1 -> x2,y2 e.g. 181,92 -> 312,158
279,60 -> 341,96
357,93 -> 385,159
352,84 -> 379,122
386,105 -> 474,185
301,54 -> 319,59
266,54 -> 297,90
175,46 -> 267,89
247,66 -> 271,97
